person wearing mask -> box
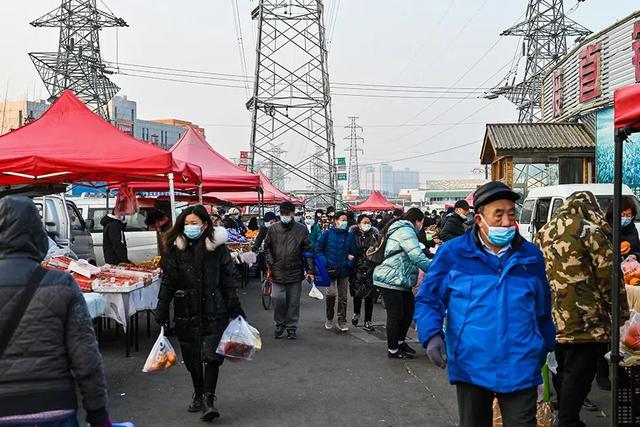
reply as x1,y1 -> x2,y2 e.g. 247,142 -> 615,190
415,181 -> 555,427
373,207 -> 430,359
316,211 -> 357,332
0,197 -> 111,427
606,197 -> 640,259
101,210 -> 131,265
439,200 -> 470,242
295,211 -> 305,224
145,209 -> 172,260
252,212 -> 277,252
309,210 -> 324,250
155,205 -> 245,421
264,202 -> 315,339
350,214 -> 379,331
417,216 -> 437,259
304,213 -> 315,232
223,207 -> 246,235
535,192 -> 628,426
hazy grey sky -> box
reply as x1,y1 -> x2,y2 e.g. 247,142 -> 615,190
1,0 -> 638,181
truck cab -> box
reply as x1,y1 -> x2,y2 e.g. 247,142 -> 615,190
518,184 -> 640,241
33,194 -> 97,263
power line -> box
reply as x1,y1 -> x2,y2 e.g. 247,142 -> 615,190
231,0 -> 251,98
115,71 -> 480,100
105,60 -> 492,92
360,140 -> 482,167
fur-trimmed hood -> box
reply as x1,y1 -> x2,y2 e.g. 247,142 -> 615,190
175,226 -> 228,251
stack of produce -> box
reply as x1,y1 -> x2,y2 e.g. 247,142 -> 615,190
227,229 -> 248,243
42,256 -> 94,293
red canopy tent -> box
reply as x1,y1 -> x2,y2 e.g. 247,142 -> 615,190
610,84 -> 640,418
207,172 -> 303,206
0,90 -> 200,187
348,191 -> 403,211
126,127 -> 261,193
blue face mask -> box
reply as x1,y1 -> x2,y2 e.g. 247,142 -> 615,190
481,215 -> 516,247
184,224 -> 203,240
281,215 -> 293,224
622,217 -> 633,227
337,221 -> 348,230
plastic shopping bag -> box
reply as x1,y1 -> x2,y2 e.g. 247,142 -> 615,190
142,327 -> 177,372
247,323 -> 262,351
216,316 -> 259,361
309,283 -> 324,300
621,309 -> 640,353
622,256 -> 640,284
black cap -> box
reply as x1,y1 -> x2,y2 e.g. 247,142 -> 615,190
263,211 -> 276,222
279,201 -> 295,214
454,200 -> 470,210
473,181 -> 520,208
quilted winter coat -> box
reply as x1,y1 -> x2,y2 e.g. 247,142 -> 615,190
0,196 -> 109,424
373,220 -> 430,291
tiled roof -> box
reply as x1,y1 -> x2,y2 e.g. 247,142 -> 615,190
485,122 -> 595,151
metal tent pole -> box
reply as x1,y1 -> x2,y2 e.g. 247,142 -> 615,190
168,173 -> 177,224
610,129 -> 625,427
198,183 -> 203,204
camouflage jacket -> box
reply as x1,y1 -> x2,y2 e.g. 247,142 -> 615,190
534,191 -> 628,344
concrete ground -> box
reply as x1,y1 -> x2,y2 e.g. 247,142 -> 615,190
93,279 -> 613,426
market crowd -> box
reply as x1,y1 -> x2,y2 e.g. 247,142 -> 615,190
0,179 -> 632,427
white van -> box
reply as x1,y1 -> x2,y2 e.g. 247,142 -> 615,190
68,196 -> 159,265
518,184 -> 640,241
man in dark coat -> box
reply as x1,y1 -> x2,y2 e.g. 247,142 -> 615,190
145,209 -> 172,261
101,211 -> 131,264
439,200 -> 470,242
264,201 -> 315,339
0,196 -> 110,426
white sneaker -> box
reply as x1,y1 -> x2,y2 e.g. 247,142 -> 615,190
324,320 -> 333,330
337,322 -> 349,332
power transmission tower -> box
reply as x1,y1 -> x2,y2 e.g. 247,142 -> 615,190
487,0 -> 590,122
29,0 -> 127,120
344,117 -> 364,196
247,0 -> 336,207
256,144 -> 287,189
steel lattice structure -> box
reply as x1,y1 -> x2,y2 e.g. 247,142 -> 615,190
345,116 -> 364,196
490,0 -> 590,122
29,0 -> 127,119
247,0 -> 336,207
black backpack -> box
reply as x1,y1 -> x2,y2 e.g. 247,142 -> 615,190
365,229 -> 402,266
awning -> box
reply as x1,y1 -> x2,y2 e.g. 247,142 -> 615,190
207,172 -> 303,206
0,90 -> 201,186
127,127 -> 260,193
348,191 -> 402,211
614,83 -> 640,132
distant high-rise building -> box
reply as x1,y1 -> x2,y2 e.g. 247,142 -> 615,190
0,99 -> 50,134
360,164 -> 419,196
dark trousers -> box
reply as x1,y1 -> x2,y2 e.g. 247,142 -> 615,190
381,288 -> 414,350
353,296 -> 374,322
273,281 -> 302,331
325,277 -> 349,323
456,382 -> 537,427
596,342 -> 609,380
552,343 -> 599,427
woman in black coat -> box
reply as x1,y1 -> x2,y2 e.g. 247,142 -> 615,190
156,205 -> 245,422
606,196 -> 640,259
349,214 -> 380,332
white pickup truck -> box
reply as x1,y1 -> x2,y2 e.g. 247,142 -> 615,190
68,196 -> 159,265
32,194 -> 97,263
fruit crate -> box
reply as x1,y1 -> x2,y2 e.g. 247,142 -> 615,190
618,366 -> 640,426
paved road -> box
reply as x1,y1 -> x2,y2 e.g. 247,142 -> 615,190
94,279 -> 612,426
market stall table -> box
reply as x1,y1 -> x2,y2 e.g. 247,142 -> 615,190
96,278 -> 161,357
83,292 -> 106,319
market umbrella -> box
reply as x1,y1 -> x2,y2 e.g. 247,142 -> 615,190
611,83 -> 640,425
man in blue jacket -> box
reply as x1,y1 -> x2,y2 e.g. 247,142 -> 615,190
414,181 -> 555,427
316,211 -> 356,332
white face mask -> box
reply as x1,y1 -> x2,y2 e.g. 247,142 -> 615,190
360,223 -> 372,232
304,218 -> 314,225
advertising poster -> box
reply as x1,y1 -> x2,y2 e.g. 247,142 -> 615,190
596,107 -> 640,192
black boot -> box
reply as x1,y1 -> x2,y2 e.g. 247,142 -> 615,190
201,392 -> 220,421
188,393 -> 203,413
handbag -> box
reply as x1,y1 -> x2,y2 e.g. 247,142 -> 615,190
0,266 -> 46,359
